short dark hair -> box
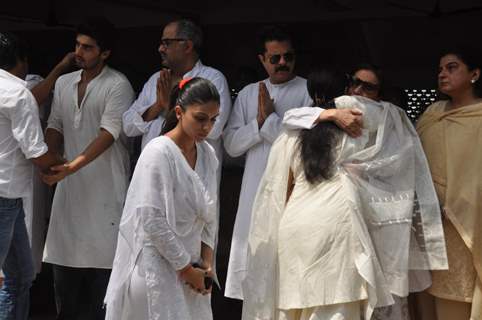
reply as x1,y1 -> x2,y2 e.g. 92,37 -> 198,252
256,25 -> 293,55
172,19 -> 203,54
440,45 -> 482,97
0,32 -> 28,70
76,17 -> 116,52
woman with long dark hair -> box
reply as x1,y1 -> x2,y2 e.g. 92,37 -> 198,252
105,77 -> 220,320
241,68 -> 447,320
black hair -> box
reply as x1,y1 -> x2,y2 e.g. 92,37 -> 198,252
161,77 -> 220,134
0,32 -> 28,70
440,45 -> 482,97
299,67 -> 348,184
172,19 -> 203,54
76,16 -> 116,52
256,25 -> 293,55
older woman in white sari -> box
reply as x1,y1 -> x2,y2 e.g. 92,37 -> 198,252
241,69 -> 448,320
105,77 -> 220,320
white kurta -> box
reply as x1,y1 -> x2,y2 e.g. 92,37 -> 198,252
43,66 -> 134,268
242,96 -> 447,320
223,76 -> 312,299
281,101 -> 421,320
122,60 -> 232,163
23,74 -> 53,274
105,136 -> 218,320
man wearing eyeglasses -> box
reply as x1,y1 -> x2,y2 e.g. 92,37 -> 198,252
122,19 -> 232,169
223,25 -> 313,300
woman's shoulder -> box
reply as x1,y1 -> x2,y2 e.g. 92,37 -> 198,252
424,100 -> 448,113
140,136 -> 177,161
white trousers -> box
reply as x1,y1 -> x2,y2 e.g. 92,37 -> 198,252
278,301 -> 361,320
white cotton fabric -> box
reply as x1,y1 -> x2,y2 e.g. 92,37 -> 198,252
122,60 -> 232,160
241,96 -> 447,320
223,76 -> 312,299
0,69 -> 47,200
43,66 -> 134,268
105,136 -> 218,320
22,74 -> 53,274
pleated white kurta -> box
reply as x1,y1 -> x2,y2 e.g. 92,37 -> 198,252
105,136 -> 218,320
242,96 -> 448,320
223,76 -> 312,299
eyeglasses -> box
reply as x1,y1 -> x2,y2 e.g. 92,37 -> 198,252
160,38 -> 187,47
267,52 -> 295,65
348,76 -> 380,93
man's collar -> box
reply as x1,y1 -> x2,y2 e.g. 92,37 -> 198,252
183,59 -> 203,78
0,68 -> 27,87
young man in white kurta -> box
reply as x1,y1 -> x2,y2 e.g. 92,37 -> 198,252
224,26 -> 312,299
42,19 -> 134,319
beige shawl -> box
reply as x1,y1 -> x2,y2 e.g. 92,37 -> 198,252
417,100 -> 482,282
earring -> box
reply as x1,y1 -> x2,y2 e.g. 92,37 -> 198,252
471,79 -> 477,84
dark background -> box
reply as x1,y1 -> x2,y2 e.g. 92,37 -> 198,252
3,0 -> 482,318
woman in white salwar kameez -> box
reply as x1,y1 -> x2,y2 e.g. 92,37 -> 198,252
241,69 -> 448,320
105,77 -> 221,320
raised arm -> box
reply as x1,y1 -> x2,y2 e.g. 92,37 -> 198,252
30,52 -> 75,106
283,104 -> 363,137
122,71 -> 165,137
223,85 -> 263,157
206,74 -> 232,140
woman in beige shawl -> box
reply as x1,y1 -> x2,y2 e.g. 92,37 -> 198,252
416,47 -> 482,320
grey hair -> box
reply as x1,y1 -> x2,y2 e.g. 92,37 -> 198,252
173,19 -> 203,54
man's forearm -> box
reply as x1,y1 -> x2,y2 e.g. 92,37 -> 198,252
67,129 -> 115,174
30,67 -> 64,106
142,103 -> 164,122
45,128 -> 64,156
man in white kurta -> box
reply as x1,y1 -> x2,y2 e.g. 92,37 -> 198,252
122,19 -> 231,165
223,26 -> 312,299
42,19 -> 134,319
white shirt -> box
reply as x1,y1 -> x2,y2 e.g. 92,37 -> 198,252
122,60 -> 232,158
43,66 -> 134,268
0,69 -> 47,199
223,76 -> 312,299
105,137 -> 218,320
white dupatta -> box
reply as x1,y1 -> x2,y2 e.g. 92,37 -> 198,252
241,96 -> 447,320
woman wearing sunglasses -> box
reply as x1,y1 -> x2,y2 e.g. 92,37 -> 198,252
105,78 -> 220,320
416,46 -> 482,320
241,67 -> 447,320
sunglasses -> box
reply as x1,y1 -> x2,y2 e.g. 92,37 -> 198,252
160,38 -> 187,47
348,76 -> 380,93
267,52 -> 295,65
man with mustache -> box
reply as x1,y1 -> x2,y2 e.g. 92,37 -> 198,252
122,19 -> 231,169
41,17 -> 134,319
224,26 -> 362,301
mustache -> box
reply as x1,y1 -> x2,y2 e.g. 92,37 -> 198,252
275,66 -> 290,72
